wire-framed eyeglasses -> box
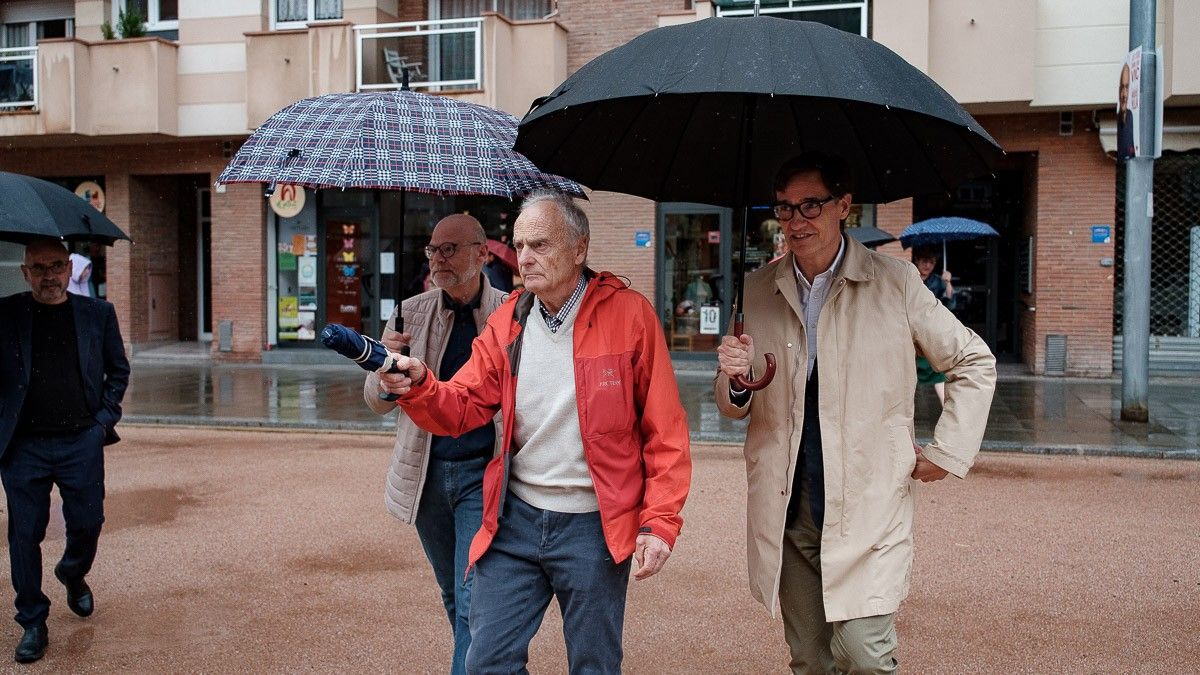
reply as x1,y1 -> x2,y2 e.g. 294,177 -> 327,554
23,261 -> 69,277
772,196 -> 835,221
424,241 -> 484,260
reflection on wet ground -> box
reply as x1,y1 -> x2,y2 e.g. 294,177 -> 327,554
121,363 -> 1200,457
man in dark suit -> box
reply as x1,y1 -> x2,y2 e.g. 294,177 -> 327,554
0,237 -> 129,663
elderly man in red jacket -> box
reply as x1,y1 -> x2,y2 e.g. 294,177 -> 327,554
382,189 -> 691,674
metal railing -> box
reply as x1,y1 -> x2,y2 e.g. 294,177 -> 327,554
354,18 -> 483,92
0,46 -> 37,110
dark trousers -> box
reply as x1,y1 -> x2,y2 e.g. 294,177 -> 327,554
414,454 -> 489,675
466,493 -> 631,675
1,425 -> 106,628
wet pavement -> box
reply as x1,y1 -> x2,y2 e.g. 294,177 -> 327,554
0,427 -> 1196,672
120,360 -> 1200,459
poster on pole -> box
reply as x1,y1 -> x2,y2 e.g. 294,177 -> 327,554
1115,47 -> 1141,161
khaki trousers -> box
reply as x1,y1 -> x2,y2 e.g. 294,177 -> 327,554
779,491 -> 899,674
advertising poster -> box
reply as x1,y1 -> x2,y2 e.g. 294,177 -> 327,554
326,221 -> 362,332
1116,47 -> 1141,161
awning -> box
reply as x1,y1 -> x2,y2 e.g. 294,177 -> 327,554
1098,122 -> 1200,154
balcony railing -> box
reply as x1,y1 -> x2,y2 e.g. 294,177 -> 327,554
0,47 -> 37,110
354,18 -> 484,92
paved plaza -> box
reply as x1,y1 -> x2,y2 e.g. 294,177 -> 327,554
0,427 -> 1194,672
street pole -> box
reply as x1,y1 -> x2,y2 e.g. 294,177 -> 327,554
1120,0 -> 1156,422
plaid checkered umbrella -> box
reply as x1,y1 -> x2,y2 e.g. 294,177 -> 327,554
216,88 -> 584,352
216,90 -> 585,198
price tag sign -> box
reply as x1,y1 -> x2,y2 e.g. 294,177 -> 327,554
699,305 -> 721,335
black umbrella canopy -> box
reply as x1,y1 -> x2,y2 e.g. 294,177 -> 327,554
516,16 -> 1003,206
845,225 -> 897,248
0,172 -> 130,245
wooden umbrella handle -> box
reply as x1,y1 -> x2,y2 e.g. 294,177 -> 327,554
730,317 -> 776,391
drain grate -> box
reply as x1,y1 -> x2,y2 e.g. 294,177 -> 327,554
1045,334 -> 1067,375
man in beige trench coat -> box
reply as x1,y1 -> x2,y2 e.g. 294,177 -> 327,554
715,152 -> 996,673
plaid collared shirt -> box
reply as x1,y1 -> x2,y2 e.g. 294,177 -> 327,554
538,273 -> 588,333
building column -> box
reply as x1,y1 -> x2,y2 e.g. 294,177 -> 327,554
209,182 -> 267,361
102,173 -> 135,352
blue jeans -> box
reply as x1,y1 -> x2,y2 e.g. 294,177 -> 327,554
465,493 -> 632,675
414,455 -> 488,675
1,425 -> 106,628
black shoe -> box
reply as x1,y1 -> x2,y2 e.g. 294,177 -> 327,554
54,566 -> 94,618
13,623 -> 47,664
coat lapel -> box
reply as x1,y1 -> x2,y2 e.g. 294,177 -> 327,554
773,253 -> 803,321
18,294 -> 32,380
72,296 -> 91,370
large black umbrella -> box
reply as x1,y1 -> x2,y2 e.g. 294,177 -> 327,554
0,172 -> 130,245
515,15 -> 1003,389
846,226 -> 897,249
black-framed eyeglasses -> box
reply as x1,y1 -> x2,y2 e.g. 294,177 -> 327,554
424,241 -> 483,260
23,261 -> 68,277
773,196 -> 835,221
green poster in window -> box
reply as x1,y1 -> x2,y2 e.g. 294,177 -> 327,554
279,251 -> 297,271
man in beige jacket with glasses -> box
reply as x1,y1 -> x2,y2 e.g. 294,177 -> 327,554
363,213 -> 505,675
716,152 -> 996,674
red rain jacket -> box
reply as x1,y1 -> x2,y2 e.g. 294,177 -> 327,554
399,271 -> 691,565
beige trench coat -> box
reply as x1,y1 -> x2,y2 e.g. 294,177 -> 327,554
715,237 -> 996,622
364,275 -> 506,523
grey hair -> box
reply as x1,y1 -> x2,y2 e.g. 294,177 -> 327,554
520,189 -> 589,243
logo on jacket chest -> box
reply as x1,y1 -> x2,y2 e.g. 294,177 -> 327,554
598,367 -> 621,388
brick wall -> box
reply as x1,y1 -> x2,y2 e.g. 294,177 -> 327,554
979,112 -> 1116,376
209,182 -> 267,361
128,175 -> 181,343
554,0 -> 687,304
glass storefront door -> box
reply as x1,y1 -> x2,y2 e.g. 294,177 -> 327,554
657,205 -> 732,354
273,188 -> 379,346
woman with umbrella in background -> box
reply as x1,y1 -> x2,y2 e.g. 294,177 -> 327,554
913,245 -> 956,404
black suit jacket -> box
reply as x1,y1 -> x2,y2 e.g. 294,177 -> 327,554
0,292 -> 131,458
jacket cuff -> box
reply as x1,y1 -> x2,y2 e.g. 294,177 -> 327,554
638,519 -> 678,550
921,444 -> 970,479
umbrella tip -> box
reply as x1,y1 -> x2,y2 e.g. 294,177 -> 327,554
402,67 -> 410,91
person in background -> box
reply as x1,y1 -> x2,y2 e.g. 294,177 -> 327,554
912,246 -> 956,404
67,252 -> 92,297
364,214 -> 504,675
0,238 -> 129,663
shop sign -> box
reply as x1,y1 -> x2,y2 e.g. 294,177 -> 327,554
699,305 -> 721,335
1091,225 -> 1111,244
635,230 -> 652,247
707,230 -> 720,244
75,181 -> 105,212
270,184 -> 305,218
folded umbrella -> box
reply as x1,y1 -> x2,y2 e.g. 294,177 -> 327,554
319,323 -> 404,401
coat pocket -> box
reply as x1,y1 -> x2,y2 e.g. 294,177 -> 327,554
890,425 -> 918,491
577,352 -> 637,436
